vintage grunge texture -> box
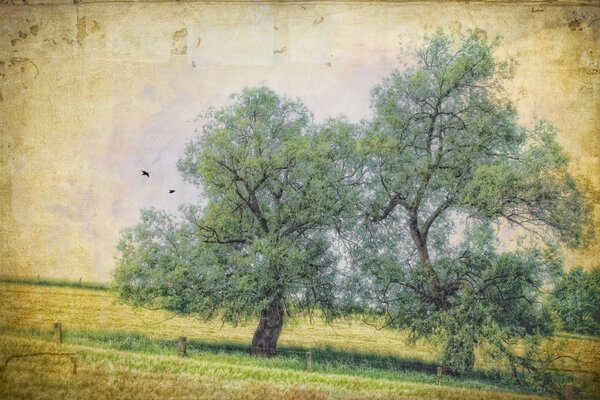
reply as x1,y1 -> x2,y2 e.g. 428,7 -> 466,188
0,1 -> 598,282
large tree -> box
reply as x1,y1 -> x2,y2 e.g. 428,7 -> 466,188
113,87 -> 359,355
354,30 -> 591,372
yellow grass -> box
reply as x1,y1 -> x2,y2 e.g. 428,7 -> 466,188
1,283 -> 598,399
0,335 -> 552,400
0,283 -> 437,362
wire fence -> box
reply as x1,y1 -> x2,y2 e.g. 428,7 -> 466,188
4,322 -> 598,400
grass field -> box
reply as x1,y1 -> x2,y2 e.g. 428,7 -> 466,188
0,281 -> 598,399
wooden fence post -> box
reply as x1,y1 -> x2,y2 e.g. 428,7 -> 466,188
565,383 -> 573,400
53,322 -> 62,344
436,366 -> 443,385
305,350 -> 313,371
177,336 -> 187,357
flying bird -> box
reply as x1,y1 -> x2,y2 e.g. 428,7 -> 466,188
169,190 -> 176,193
141,170 -> 150,177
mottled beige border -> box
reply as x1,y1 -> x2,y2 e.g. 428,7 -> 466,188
1,0 -> 598,281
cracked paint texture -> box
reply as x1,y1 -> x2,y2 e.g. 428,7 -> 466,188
0,1 -> 598,281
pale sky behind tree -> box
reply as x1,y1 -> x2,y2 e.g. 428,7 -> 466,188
0,1 -> 598,281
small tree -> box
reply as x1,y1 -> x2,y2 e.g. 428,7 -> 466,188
113,87 -> 359,356
550,267 -> 600,336
355,30 -> 591,372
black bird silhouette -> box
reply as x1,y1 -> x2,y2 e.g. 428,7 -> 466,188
141,170 -> 150,177
169,190 -> 176,193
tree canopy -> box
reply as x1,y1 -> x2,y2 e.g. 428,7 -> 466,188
114,87 -> 360,355
113,31 -> 592,368
352,29 -> 591,372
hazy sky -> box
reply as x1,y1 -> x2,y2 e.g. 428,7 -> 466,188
1,1 -> 598,281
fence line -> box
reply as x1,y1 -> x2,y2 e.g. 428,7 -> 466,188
48,321 -> 600,377
0,351 -> 81,377
3,322 -> 592,400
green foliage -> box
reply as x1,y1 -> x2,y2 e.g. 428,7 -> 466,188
369,223 -> 560,373
113,87 -> 360,330
362,29 -> 588,245
550,267 -> 600,336
111,29 -> 593,372
353,29 -> 591,374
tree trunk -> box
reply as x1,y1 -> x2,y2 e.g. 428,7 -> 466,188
251,300 -> 284,356
409,215 -> 443,304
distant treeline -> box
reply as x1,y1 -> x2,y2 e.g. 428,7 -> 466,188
0,276 -> 108,291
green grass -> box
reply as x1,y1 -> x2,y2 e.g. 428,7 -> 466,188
2,282 -> 596,399
0,275 -> 108,291
0,324 -> 556,397
2,333 -> 556,400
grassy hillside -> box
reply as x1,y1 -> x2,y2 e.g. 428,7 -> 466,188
1,334 -> 556,400
0,275 -> 109,290
0,283 -> 598,399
